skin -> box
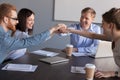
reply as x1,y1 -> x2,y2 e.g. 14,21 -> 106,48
66,20 -> 112,41
26,13 -> 35,29
80,12 -> 94,30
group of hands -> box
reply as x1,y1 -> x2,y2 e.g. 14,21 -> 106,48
52,24 -> 78,52
51,24 -> 68,34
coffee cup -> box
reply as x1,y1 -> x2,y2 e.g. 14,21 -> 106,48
66,44 -> 73,57
85,63 -> 96,80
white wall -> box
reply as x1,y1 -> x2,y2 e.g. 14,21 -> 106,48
54,0 -> 120,23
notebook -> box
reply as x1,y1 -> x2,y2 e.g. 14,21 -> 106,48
32,50 -> 59,57
90,41 -> 113,58
39,56 -> 69,64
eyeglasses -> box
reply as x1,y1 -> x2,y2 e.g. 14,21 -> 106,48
7,16 -> 18,21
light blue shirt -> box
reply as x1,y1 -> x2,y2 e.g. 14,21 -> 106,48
0,26 -> 50,64
7,30 -> 29,59
69,23 -> 101,54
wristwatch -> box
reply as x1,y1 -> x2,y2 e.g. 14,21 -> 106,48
115,71 -> 118,77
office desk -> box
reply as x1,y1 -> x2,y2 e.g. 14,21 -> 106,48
0,48 -> 120,80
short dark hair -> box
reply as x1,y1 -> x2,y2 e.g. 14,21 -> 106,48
81,7 -> 96,18
16,8 -> 35,35
102,8 -> 120,30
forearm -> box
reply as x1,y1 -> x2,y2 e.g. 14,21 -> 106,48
49,27 -> 56,37
68,29 -> 111,41
5,30 -> 50,51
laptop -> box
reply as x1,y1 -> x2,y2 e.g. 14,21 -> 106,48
90,41 -> 113,58
39,56 -> 69,64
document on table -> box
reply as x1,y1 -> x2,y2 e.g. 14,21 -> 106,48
31,50 -> 59,57
2,63 -> 38,72
71,66 -> 85,74
72,52 -> 88,56
72,52 -> 94,57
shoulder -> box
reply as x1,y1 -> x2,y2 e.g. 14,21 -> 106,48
91,23 -> 101,30
69,23 -> 80,29
0,26 -> 6,35
14,30 -> 29,38
91,23 -> 100,28
90,23 -> 101,33
70,23 -> 79,26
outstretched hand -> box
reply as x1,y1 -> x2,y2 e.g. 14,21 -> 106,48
50,24 -> 67,34
57,24 -> 68,33
95,70 -> 114,78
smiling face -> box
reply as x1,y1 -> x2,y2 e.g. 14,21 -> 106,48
16,8 -> 35,34
101,8 -> 120,41
26,13 -> 35,29
80,12 -> 94,29
80,7 -> 96,30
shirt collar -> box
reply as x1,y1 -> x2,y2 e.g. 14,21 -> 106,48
0,25 -> 12,35
79,23 -> 93,31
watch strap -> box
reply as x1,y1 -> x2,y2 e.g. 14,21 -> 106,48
115,71 -> 118,77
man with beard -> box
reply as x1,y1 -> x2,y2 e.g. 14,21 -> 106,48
0,3 -> 66,64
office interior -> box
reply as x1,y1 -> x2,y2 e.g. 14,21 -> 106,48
1,1 -> 120,80
0,0 -> 101,51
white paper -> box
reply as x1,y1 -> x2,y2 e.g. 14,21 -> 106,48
72,52 -> 94,57
71,66 -> 85,74
72,52 -> 88,56
2,63 -> 38,72
32,50 -> 59,57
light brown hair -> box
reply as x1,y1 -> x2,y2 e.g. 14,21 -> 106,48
0,3 -> 16,23
102,8 -> 120,30
81,7 -> 96,18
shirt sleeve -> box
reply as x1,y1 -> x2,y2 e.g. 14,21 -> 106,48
2,30 -> 50,51
77,24 -> 101,54
77,39 -> 99,54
